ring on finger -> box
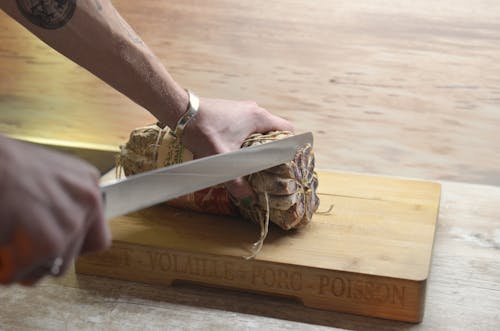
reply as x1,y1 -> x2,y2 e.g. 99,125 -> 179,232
46,256 -> 64,276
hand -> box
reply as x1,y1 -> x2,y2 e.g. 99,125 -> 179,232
0,137 -> 110,285
182,97 -> 294,200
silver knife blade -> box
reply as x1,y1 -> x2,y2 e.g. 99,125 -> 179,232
7,134 -> 119,175
101,132 -> 313,220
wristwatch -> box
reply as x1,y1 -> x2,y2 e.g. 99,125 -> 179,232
169,89 -> 200,140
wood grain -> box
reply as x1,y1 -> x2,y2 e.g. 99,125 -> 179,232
1,0 -> 500,185
0,0 -> 499,329
76,170 -> 441,322
1,180 -> 498,330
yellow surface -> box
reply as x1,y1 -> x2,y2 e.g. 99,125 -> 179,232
78,170 -> 440,322
2,0 -> 500,186
106,170 -> 440,281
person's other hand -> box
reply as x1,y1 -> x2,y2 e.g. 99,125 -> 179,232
0,136 -> 110,286
182,98 -> 294,201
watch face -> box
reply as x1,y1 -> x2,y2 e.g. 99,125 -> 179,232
16,0 -> 77,29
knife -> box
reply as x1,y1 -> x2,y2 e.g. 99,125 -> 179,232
101,132 -> 313,220
7,134 -> 119,175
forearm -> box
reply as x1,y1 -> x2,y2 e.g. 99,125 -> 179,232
0,1 -> 187,128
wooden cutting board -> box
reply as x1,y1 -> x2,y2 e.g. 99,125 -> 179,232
76,170 -> 441,323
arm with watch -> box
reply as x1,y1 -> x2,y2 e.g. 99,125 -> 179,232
0,0 -> 292,285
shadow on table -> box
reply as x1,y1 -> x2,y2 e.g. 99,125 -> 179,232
73,272 -> 417,331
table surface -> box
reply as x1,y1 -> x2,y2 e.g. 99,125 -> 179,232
0,0 -> 499,330
0,180 -> 499,331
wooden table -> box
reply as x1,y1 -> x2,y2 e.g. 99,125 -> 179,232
0,180 -> 499,330
1,0 -> 499,329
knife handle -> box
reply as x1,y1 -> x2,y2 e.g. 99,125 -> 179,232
0,228 -> 39,285
0,244 -> 15,284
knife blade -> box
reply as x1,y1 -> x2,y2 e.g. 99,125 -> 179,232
7,134 -> 119,175
101,132 -> 313,220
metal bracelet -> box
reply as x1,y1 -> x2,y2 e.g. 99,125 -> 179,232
169,89 -> 200,140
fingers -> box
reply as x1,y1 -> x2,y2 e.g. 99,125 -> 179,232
266,113 -> 295,134
15,186 -> 109,286
18,264 -> 49,287
0,140 -> 111,286
80,218 -> 111,255
252,106 -> 294,135
15,254 -> 63,286
65,167 -> 111,255
17,213 -> 108,286
17,213 -> 91,285
224,103 -> 292,200
80,199 -> 111,255
55,224 -> 87,277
